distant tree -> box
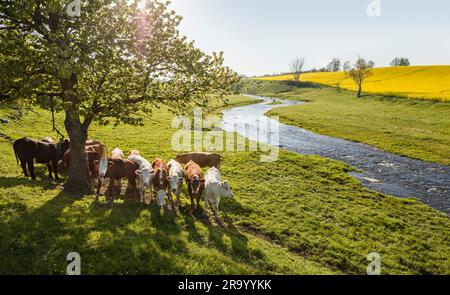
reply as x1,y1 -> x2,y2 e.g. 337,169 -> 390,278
390,57 -> 410,66
367,61 -> 375,68
346,57 -> 373,98
343,61 -> 352,72
327,58 -> 341,72
289,57 -> 305,81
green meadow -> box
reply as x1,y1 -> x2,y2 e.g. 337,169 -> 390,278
0,95 -> 449,274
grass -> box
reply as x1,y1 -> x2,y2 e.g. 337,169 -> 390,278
0,95 -> 449,274
257,66 -> 450,101
246,80 -> 450,166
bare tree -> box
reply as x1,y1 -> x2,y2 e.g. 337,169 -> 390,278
289,57 -> 305,81
346,57 -> 373,97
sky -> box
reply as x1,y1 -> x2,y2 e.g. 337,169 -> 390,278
169,0 -> 450,76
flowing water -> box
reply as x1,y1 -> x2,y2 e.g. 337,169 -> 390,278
222,95 -> 450,214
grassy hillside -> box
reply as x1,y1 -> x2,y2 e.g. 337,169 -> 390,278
257,66 -> 450,101
0,95 -> 449,274
246,80 -> 450,165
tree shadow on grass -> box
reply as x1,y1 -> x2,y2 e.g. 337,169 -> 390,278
0,176 -> 62,190
282,80 -> 321,89
1,181 -> 264,274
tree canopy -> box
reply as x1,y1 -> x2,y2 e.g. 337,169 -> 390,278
0,0 -> 239,194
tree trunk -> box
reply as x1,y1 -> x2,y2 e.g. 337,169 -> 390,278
357,85 -> 362,97
63,110 -> 92,196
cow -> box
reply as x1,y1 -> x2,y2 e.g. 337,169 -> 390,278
167,159 -> 184,207
204,167 -> 234,222
13,137 -> 70,180
127,153 -> 155,203
41,137 -> 56,144
151,158 -> 170,207
61,139 -> 107,168
128,150 -> 140,157
85,140 -> 107,158
111,147 -> 124,159
96,147 -> 125,199
175,152 -> 221,170
95,158 -> 139,202
184,160 -> 205,211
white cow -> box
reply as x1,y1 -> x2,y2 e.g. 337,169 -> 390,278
128,154 -> 155,203
204,167 -> 234,221
167,159 -> 184,207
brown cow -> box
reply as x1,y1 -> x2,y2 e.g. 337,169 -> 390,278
151,158 -> 171,207
184,160 -> 205,211
13,137 -> 70,179
85,140 -> 107,158
95,158 -> 139,202
175,152 -> 221,170
61,139 -> 107,168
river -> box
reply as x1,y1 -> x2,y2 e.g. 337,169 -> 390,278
222,95 -> 450,214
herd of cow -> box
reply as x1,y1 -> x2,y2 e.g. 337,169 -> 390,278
12,136 -> 234,221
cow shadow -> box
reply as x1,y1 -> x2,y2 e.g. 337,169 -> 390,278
180,198 -> 266,268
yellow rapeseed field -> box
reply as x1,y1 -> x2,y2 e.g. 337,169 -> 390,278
257,66 -> 450,101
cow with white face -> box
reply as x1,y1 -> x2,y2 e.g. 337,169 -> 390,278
128,153 -> 155,203
167,159 -> 184,207
204,167 -> 234,222
96,147 -> 124,197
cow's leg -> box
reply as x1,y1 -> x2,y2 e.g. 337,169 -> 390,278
47,163 -> 53,179
167,187 -> 174,209
20,160 -> 28,177
27,160 -> 36,180
176,186 -> 182,207
188,183 -> 195,210
211,202 -> 220,222
128,177 -> 137,200
204,195 -> 210,217
195,193 -> 201,211
95,178 -> 102,200
52,160 -> 59,179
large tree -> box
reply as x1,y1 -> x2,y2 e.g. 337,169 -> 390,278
0,0 -> 238,195
346,57 -> 373,98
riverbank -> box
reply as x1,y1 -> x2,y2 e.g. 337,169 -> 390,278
245,80 -> 450,166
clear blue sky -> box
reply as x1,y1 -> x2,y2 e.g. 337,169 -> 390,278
170,0 -> 450,76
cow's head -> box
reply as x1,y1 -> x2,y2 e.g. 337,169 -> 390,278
220,180 -> 234,198
153,169 -> 168,190
190,175 -> 205,197
156,189 -> 166,207
135,168 -> 155,187
94,158 -> 110,182
167,175 -> 183,193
